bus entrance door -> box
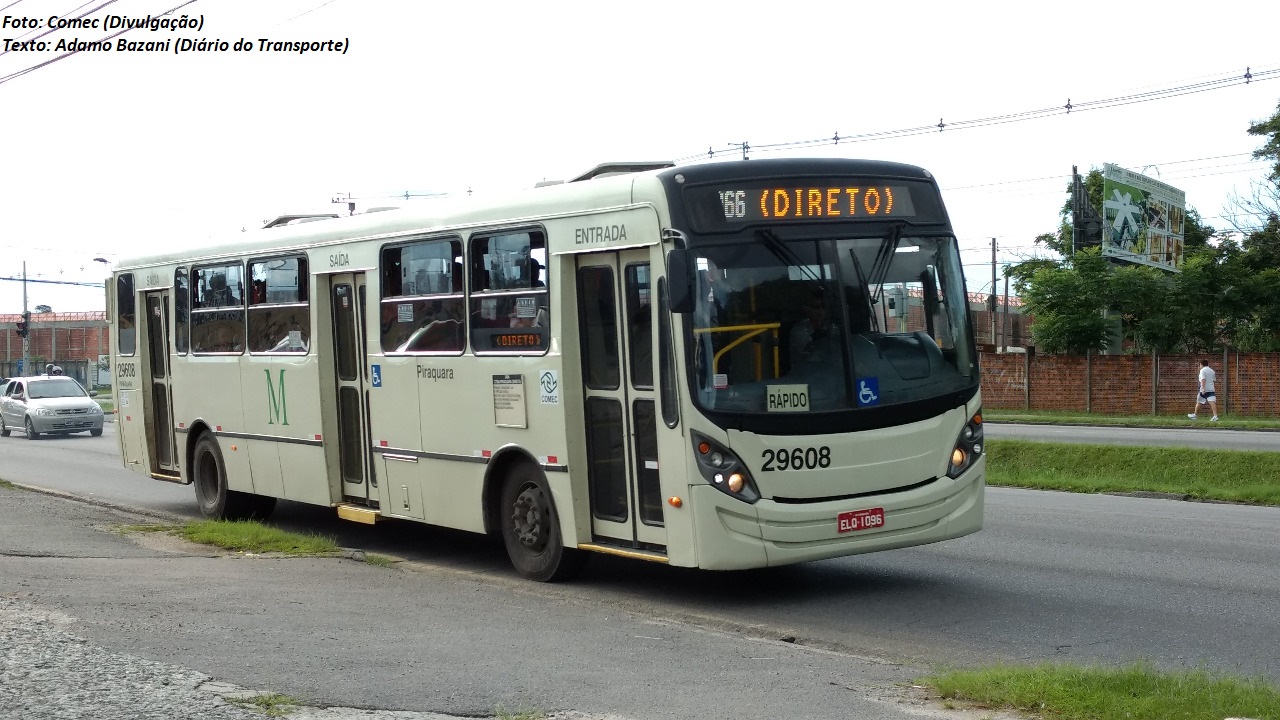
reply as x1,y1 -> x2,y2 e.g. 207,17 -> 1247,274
142,291 -> 179,477
329,274 -> 375,505
577,250 -> 667,553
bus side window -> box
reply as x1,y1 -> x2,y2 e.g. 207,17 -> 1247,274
379,238 -> 465,354
468,230 -> 549,353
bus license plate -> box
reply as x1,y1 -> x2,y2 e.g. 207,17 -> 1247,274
837,508 -> 885,533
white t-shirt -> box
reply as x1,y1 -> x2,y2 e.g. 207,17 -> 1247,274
1198,365 -> 1216,393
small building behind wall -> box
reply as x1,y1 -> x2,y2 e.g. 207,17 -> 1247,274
1,311 -> 110,387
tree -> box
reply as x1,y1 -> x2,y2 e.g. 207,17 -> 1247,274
1224,99 -> 1280,235
1248,99 -> 1280,183
1016,248 -> 1112,354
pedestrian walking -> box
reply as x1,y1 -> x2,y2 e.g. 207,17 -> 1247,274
1187,359 -> 1219,421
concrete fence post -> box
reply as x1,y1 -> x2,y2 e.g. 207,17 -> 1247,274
1152,351 -> 1159,416
1085,350 -> 1092,414
1024,347 -> 1033,410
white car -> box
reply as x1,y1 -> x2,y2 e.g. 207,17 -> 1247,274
0,375 -> 105,439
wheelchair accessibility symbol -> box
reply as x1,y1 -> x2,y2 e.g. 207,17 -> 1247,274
856,377 -> 879,407
371,364 -> 382,388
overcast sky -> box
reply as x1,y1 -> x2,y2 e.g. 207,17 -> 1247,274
3,0 -> 1278,314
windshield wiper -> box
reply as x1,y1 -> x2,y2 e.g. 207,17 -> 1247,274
845,245 -> 876,332
865,223 -> 904,315
756,229 -> 823,284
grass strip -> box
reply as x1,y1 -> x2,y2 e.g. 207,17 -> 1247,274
177,520 -> 339,555
987,440 -> 1280,506
922,663 -> 1280,720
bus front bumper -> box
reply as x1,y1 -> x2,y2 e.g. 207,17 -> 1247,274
687,456 -> 985,570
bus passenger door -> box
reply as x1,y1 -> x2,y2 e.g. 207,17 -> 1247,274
329,273 -> 374,504
143,291 -> 179,476
577,250 -> 667,552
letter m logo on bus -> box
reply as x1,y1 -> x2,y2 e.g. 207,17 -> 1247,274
265,369 -> 289,426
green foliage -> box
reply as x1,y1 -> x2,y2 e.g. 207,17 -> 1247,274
1011,103 -> 1280,353
1017,248 -> 1111,354
1248,98 -> 1280,183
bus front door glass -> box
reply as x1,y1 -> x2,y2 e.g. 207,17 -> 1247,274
144,291 -> 178,474
330,274 -> 373,503
577,251 -> 666,551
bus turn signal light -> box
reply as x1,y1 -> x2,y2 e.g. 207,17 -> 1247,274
668,496 -> 683,508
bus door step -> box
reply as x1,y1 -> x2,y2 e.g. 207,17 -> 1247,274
578,542 -> 669,564
335,503 -> 380,525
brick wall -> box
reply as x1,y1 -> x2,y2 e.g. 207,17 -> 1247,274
1,313 -> 109,370
981,351 -> 1280,417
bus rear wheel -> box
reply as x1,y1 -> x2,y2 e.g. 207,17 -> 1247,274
499,463 -> 583,582
192,433 -> 277,521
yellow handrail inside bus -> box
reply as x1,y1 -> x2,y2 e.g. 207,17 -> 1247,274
692,322 -> 781,379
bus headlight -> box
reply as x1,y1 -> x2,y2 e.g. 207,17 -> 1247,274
947,411 -> 983,479
692,431 -> 760,503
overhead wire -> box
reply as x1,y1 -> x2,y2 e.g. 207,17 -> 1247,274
0,0 -> 196,86
0,0 -> 117,56
675,65 -> 1280,164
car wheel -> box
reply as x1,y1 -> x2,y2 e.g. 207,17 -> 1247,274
24,416 -> 39,440
0,415 -> 9,437
90,428 -> 103,437
499,461 -> 584,582
192,432 -> 276,521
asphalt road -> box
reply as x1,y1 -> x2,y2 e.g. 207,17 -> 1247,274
2,422 -> 1279,716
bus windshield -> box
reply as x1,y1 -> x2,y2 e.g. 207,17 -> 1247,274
689,230 -> 976,414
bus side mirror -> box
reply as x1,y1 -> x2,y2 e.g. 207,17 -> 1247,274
666,249 -> 694,314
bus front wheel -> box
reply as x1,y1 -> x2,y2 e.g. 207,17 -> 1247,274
499,463 -> 584,582
192,433 -> 277,521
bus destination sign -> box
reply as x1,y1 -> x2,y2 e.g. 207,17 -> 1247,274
492,332 -> 544,349
686,179 -> 933,231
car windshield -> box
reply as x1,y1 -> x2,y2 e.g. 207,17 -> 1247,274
28,378 -> 89,399
689,231 -> 976,414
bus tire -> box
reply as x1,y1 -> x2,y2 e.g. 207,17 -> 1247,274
192,433 -> 277,521
499,462 -> 584,582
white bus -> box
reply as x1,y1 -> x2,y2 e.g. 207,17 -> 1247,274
109,158 -> 984,581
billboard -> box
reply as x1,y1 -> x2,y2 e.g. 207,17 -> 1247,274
1101,163 -> 1186,271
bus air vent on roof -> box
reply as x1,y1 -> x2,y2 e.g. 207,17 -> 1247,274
568,161 -> 675,183
262,213 -> 341,228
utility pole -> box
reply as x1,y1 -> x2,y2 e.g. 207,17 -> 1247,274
21,261 -> 29,376
990,238 -> 997,347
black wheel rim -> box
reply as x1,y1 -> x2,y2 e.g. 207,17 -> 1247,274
510,483 -> 550,554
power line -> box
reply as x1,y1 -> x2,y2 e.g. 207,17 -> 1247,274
0,0 -> 117,57
675,65 -> 1280,163
0,0 -> 197,86
0,276 -> 103,287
